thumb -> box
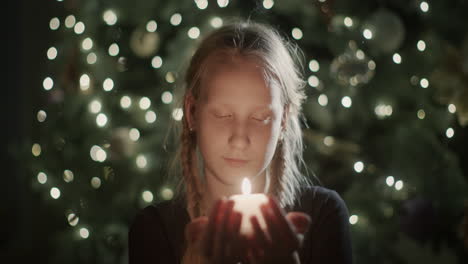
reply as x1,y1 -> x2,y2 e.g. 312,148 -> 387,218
286,212 -> 311,235
185,216 -> 208,243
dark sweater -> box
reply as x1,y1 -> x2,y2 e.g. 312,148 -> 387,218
128,186 -> 353,264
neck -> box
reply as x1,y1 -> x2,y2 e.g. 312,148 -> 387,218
202,169 -> 269,216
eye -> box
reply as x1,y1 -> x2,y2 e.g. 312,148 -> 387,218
214,113 -> 232,119
253,115 -> 271,123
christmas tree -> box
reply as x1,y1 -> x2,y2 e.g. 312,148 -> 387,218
7,0 -> 468,263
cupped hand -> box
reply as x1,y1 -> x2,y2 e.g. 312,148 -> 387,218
246,196 -> 311,264
185,199 -> 246,264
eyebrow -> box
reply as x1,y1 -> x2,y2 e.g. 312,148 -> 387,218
209,103 -> 273,111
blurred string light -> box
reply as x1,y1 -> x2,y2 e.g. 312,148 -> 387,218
395,180 -> 404,190
448,104 -> 456,113
80,74 -> 90,91
142,190 -> 154,202
210,17 -> 223,28
103,10 -> 118,25
194,0 -> 208,9
103,78 -> 114,91
108,43 -> 119,56
341,96 -> 352,108
50,187 -> 61,199
161,187 -> 174,200
63,170 -> 74,183
37,110 -> 47,122
87,52 -> 97,64
308,75 -> 319,87
417,40 -> 426,51
165,72 -> 176,83
146,20 -> 157,32
32,143 -> 41,156
291,28 -> 303,40
417,109 -> 426,119
318,94 -> 328,106
217,0 -> 229,8
354,161 -> 364,173
309,59 -> 320,72
79,227 -> 89,239
355,49 -> 365,60
172,108 -> 183,121
263,0 -> 274,9
91,177 -> 101,189
67,212 -> 79,226
145,110 -> 157,123
170,13 -> 182,26
420,1 -> 429,12
323,136 -> 334,146
88,100 -> 102,113
386,176 -> 395,186
363,28 -> 373,39
37,172 -> 47,184
129,128 -> 140,141
188,27 -> 200,39
349,214 -> 359,225
420,78 -> 429,88
120,95 -> 132,109
151,56 -> 163,68
64,15 -> 76,28
392,53 -> 402,64
375,104 -> 393,118
49,17 -> 60,30
385,176 -> 404,191
344,17 -> 353,27
43,77 -> 53,90
136,154 -> 147,168
74,22 -> 85,34
139,97 -> 151,110
90,145 -> 107,162
47,47 -> 57,60
96,113 -> 108,127
446,127 -> 454,138
161,91 -> 173,104
82,38 -> 93,50
410,75 -> 419,86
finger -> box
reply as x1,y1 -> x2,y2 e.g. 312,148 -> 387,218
263,197 -> 299,250
247,246 -> 262,264
251,215 -> 269,249
228,211 -> 243,260
203,199 -> 224,257
185,216 -> 208,243
286,212 -> 311,234
213,199 -> 235,261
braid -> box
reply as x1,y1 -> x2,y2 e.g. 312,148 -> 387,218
269,142 -> 287,206
181,119 -> 204,218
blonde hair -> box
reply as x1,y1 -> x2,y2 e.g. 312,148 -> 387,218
166,19 -> 312,264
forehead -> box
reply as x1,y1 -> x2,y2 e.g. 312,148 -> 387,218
199,56 -> 280,108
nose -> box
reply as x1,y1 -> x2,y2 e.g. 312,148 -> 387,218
228,121 -> 250,150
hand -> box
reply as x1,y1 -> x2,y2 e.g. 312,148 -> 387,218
185,199 -> 245,264
245,196 -> 311,264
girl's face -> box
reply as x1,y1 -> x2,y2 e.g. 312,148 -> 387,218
186,56 -> 285,188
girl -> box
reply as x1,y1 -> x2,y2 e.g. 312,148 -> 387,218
129,21 -> 352,264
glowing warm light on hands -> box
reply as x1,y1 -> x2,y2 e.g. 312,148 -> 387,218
231,178 -> 268,235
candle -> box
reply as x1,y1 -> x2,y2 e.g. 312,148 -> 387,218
230,178 -> 268,236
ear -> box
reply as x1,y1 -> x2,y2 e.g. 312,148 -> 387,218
184,94 -> 197,130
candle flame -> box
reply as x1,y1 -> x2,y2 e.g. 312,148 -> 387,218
241,178 -> 251,194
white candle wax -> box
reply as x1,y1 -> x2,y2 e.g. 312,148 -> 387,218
230,178 -> 268,236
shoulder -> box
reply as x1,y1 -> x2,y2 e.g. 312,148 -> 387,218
128,199 -> 186,263
131,198 -> 184,224
292,185 -> 349,218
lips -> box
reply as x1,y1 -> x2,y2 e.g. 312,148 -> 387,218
223,157 -> 249,167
